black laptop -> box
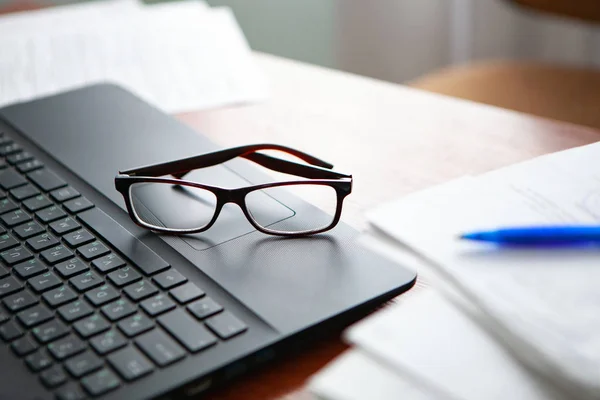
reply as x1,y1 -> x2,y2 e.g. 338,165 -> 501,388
0,84 -> 416,400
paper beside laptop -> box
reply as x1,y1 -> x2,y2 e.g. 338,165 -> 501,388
308,347 -> 438,400
309,140 -> 600,400
364,142 -> 600,398
0,0 -> 268,113
347,290 -> 561,400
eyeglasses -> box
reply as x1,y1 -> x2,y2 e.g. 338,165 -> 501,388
114,144 -> 353,236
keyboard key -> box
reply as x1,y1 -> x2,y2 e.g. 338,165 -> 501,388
140,294 -> 176,317
47,335 -> 86,361
49,217 -> 80,235
26,232 -> 59,252
108,346 -> 153,381
0,232 -> 18,251
170,282 -> 205,304
58,300 -> 93,323
55,257 -> 88,278
0,143 -> 21,156
70,271 -> 103,292
78,208 -> 170,275
63,229 -> 95,249
23,195 -> 52,212
0,276 -> 23,297
81,368 -> 120,397
16,159 -> 43,174
42,286 -> 77,308
0,138 -> 15,148
0,168 -> 27,190
153,269 -> 187,290
124,280 -> 158,301
158,309 -> 217,353
13,221 -> 44,239
0,245 -> 33,265
10,184 -> 40,200
64,197 -> 94,214
0,198 -> 17,214
0,263 -> 14,281
205,311 -> 248,340
90,329 -> 127,355
0,319 -> 23,341
187,297 -> 223,320
3,289 -> 38,312
65,351 -> 103,378
101,299 -> 136,322
25,349 -> 53,372
40,365 -> 67,388
1,209 -> 31,227
11,335 -> 38,356
7,151 -> 33,165
0,141 -> 16,154
91,253 -> 124,273
85,284 -> 120,307
48,334 -> 86,361
108,266 -> 141,287
40,245 -> 73,264
55,383 -> 86,400
36,206 -> 67,223
0,136 -> 11,147
28,169 -> 67,192
74,314 -> 110,338
33,319 -> 69,343
17,304 -> 54,328
50,186 -> 80,203
76,241 -> 109,261
118,314 -> 154,338
14,258 -> 47,279
28,271 -> 62,293
0,189 -> 5,199
136,329 -> 186,367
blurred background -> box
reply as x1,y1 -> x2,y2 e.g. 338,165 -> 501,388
206,0 -> 600,84
3,0 -> 600,128
4,0 -> 600,84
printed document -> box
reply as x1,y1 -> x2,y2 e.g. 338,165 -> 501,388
366,141 -> 600,399
0,0 -> 268,113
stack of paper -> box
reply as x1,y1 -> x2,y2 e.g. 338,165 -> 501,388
309,140 -> 600,399
0,0 -> 268,113
311,290 -> 562,400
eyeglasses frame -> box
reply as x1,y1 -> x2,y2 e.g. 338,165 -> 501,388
114,144 -> 353,237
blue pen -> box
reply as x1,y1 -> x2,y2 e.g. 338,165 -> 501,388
460,225 -> 600,244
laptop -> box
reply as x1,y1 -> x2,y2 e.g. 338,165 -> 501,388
0,84 -> 416,400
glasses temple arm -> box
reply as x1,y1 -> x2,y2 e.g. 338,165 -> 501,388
120,144 -> 337,178
242,153 -> 350,179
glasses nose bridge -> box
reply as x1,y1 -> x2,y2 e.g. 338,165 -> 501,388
219,188 -> 245,207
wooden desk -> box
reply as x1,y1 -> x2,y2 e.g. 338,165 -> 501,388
177,53 -> 600,399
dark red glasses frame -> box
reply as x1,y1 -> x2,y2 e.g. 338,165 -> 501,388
114,144 -> 353,236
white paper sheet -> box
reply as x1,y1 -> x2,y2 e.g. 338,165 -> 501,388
366,141 -> 600,399
0,0 -> 142,32
0,0 -> 268,113
307,348 -> 439,400
345,291 -> 561,400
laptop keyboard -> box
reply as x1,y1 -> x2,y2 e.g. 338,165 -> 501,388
0,133 -> 248,399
